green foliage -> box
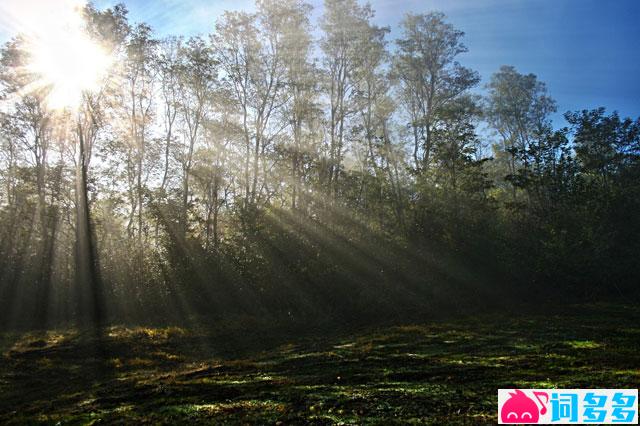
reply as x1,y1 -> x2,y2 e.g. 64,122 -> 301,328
0,1 -> 638,331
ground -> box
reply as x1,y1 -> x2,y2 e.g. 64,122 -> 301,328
0,303 -> 638,425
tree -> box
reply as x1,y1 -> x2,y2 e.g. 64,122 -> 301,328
320,0 -> 377,194
73,3 -> 129,328
394,12 -> 479,174
350,20 -> 392,217
277,0 -> 318,210
157,37 -> 182,192
485,65 -> 556,201
0,37 -> 57,326
566,108 -> 640,189
176,37 -> 216,237
119,23 -> 158,246
213,2 -> 295,215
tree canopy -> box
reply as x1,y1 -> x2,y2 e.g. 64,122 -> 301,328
0,0 -> 638,330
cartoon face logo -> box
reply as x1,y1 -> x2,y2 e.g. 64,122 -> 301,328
501,390 -> 548,423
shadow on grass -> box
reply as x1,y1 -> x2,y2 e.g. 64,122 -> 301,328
1,303 -> 639,424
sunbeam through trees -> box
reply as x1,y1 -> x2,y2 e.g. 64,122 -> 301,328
0,0 -> 639,423
0,0 -> 639,332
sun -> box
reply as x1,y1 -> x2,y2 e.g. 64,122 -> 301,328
14,0 -> 113,109
27,33 -> 112,109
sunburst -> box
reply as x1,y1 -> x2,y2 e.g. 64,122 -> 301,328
3,0 -> 113,109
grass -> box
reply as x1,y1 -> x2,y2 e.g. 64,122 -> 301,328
1,303 -> 638,424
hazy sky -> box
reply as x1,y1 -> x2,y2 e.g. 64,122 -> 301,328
2,0 -> 639,126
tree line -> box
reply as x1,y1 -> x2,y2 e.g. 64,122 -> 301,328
1,0 -> 638,329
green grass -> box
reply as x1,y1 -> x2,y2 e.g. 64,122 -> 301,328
1,303 -> 638,424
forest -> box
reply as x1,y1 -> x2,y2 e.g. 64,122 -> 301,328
0,0 -> 638,423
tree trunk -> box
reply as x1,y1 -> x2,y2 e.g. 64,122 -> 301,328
75,122 -> 104,331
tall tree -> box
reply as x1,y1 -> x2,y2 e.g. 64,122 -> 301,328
0,37 -> 57,326
394,12 -> 479,174
278,0 -> 317,210
176,37 -> 216,237
212,11 -> 259,212
320,0 -> 376,193
73,3 -> 129,328
120,23 -> 158,246
157,37 -> 182,192
485,65 -> 556,200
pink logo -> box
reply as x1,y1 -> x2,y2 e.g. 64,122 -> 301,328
501,389 -> 548,423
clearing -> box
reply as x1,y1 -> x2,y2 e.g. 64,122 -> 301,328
1,303 -> 638,424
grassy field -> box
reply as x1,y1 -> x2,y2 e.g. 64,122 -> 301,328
1,303 -> 638,424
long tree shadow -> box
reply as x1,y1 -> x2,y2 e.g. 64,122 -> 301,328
0,303 -> 638,424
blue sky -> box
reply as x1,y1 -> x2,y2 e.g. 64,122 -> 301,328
2,0 -> 639,126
